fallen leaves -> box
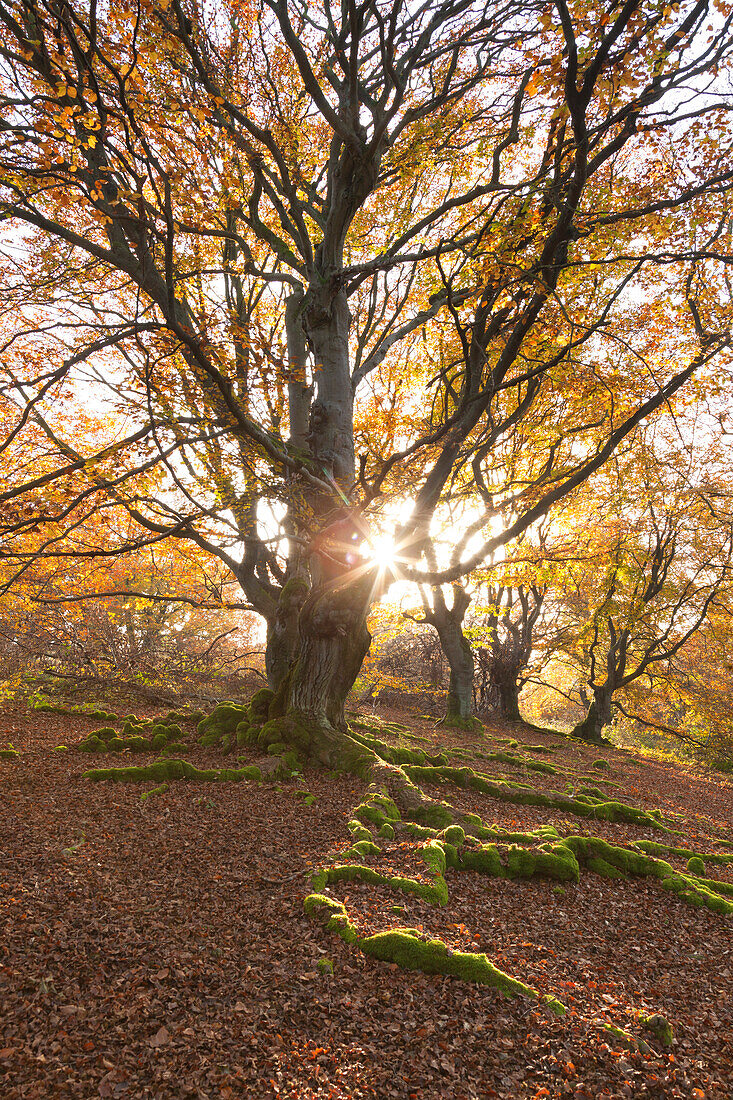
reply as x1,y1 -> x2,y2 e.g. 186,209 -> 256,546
1,700 -> 732,1098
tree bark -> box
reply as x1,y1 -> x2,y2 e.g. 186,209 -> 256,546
417,584 -> 478,729
444,630 -> 476,724
496,678 -> 521,723
264,575 -> 309,691
572,686 -> 613,744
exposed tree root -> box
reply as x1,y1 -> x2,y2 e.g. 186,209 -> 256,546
304,783 -> 733,1004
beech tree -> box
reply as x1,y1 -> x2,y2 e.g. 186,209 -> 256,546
404,578 -> 477,729
1,0 -> 732,795
542,441 -> 733,743
478,581 -> 546,723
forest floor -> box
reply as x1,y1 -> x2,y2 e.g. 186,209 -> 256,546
0,696 -> 732,1100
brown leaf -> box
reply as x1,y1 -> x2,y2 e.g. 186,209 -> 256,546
149,1026 -> 169,1048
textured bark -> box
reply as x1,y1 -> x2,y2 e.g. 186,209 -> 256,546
572,688 -> 613,744
264,577 -> 309,691
285,567 -> 374,735
422,585 -> 476,725
496,679 -> 521,723
303,285 -> 355,484
444,632 -> 475,722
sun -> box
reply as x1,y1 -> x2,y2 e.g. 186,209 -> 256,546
365,532 -> 397,571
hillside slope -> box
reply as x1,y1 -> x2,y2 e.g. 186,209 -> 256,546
1,700 -> 731,1099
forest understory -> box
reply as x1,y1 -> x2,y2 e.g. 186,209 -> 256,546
1,697 -> 732,1100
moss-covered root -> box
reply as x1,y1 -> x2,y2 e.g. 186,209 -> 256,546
140,782 -> 169,801
565,836 -> 733,915
303,895 -> 565,1013
371,759 -> 455,829
0,746 -> 20,760
640,1012 -> 674,1048
402,763 -> 666,828
442,714 -> 483,733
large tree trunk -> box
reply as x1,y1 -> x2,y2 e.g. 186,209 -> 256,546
289,606 -> 372,734
421,585 -> 479,730
264,576 -> 309,690
496,678 -> 521,723
572,686 -> 613,744
443,629 -> 476,725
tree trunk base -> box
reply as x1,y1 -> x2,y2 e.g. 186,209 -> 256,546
442,713 -> 483,733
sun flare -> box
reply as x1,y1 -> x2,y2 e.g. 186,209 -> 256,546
365,533 -> 397,571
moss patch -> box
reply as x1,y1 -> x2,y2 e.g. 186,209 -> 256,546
140,782 -> 169,801
402,764 -> 665,828
640,1012 -> 674,1047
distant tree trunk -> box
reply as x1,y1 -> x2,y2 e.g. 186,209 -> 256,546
571,684 -> 614,744
482,585 -> 545,724
443,625 -> 476,725
409,583 -> 479,730
496,677 -> 521,723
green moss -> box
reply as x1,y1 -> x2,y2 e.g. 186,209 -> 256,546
483,750 -> 557,774
592,759 -> 611,770
686,856 -> 705,876
402,764 -> 664,828
343,839 -> 381,860
543,995 -> 567,1016
402,822 -> 438,841
661,873 -> 733,914
602,1023 -> 638,1050
250,687 -> 275,718
140,782 -> 169,801
505,843 -> 580,883
348,725 -> 427,766
78,735 -> 107,753
521,743 -> 555,754
378,823 -> 395,839
0,747 -> 20,760
360,928 -> 536,999
197,702 -> 249,745
53,745 -> 68,752
422,839 -> 447,877
459,844 -> 504,876
91,727 -> 116,740
303,893 -> 359,945
441,825 -> 466,846
354,791 -> 401,829
347,819 -> 373,841
316,957 -> 334,975
640,1013 -> 674,1048
151,732 -> 169,751
443,714 -> 483,732
407,802 -> 454,829
323,861 -> 449,906
587,857 -> 627,879
123,735 -> 148,752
